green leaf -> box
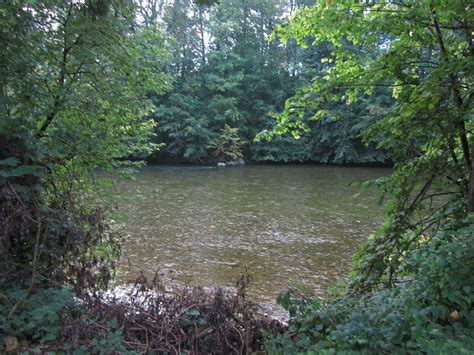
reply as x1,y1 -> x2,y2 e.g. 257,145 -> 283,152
0,157 -> 20,166
0,165 -> 42,178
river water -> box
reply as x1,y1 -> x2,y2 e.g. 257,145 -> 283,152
111,165 -> 387,309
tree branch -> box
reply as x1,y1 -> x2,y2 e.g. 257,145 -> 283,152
431,8 -> 471,170
37,4 -> 74,138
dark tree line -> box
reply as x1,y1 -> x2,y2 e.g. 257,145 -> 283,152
143,0 -> 391,164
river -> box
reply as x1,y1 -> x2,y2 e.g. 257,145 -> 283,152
110,165 -> 388,310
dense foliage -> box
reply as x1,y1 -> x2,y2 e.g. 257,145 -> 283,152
0,0 -> 170,351
268,216 -> 474,353
263,0 -> 474,352
146,0 -> 390,164
0,0 -> 170,277
1,0 -> 472,353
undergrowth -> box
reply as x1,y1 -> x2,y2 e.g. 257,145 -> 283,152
265,215 -> 474,354
0,272 -> 285,353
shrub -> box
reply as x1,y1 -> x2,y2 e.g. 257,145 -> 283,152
266,217 -> 474,353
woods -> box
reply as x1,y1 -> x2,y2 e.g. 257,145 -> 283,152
148,0 -> 389,164
1,0 -> 473,353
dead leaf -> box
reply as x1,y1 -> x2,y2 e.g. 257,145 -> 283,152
5,336 -> 18,352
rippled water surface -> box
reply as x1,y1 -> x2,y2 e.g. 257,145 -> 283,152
112,165 -> 388,306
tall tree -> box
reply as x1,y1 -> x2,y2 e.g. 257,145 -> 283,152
151,0 -> 389,164
269,0 -> 473,287
153,0 -> 300,162
0,0 -> 171,291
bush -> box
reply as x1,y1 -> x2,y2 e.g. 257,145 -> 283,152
0,287 -> 74,352
266,217 -> 474,353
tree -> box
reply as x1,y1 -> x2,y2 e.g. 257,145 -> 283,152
263,2 -> 474,352
152,0 -> 300,163
0,0 -> 170,297
207,124 -> 245,161
151,0 -> 389,164
0,1 -> 172,349
267,0 -> 473,287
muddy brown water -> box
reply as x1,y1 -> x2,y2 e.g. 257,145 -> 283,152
109,165 -> 388,314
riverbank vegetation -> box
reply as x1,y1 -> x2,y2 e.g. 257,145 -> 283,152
146,0 -> 391,164
263,0 -> 474,352
1,0 -> 473,353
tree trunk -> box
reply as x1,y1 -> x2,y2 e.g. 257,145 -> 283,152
468,140 -> 474,213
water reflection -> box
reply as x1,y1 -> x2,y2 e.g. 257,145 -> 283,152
112,165 -> 387,306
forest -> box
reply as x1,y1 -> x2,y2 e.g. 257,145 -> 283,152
0,0 -> 473,353
144,0 -> 390,164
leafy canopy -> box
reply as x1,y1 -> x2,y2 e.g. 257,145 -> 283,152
0,2 -> 171,350
264,1 -> 474,351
